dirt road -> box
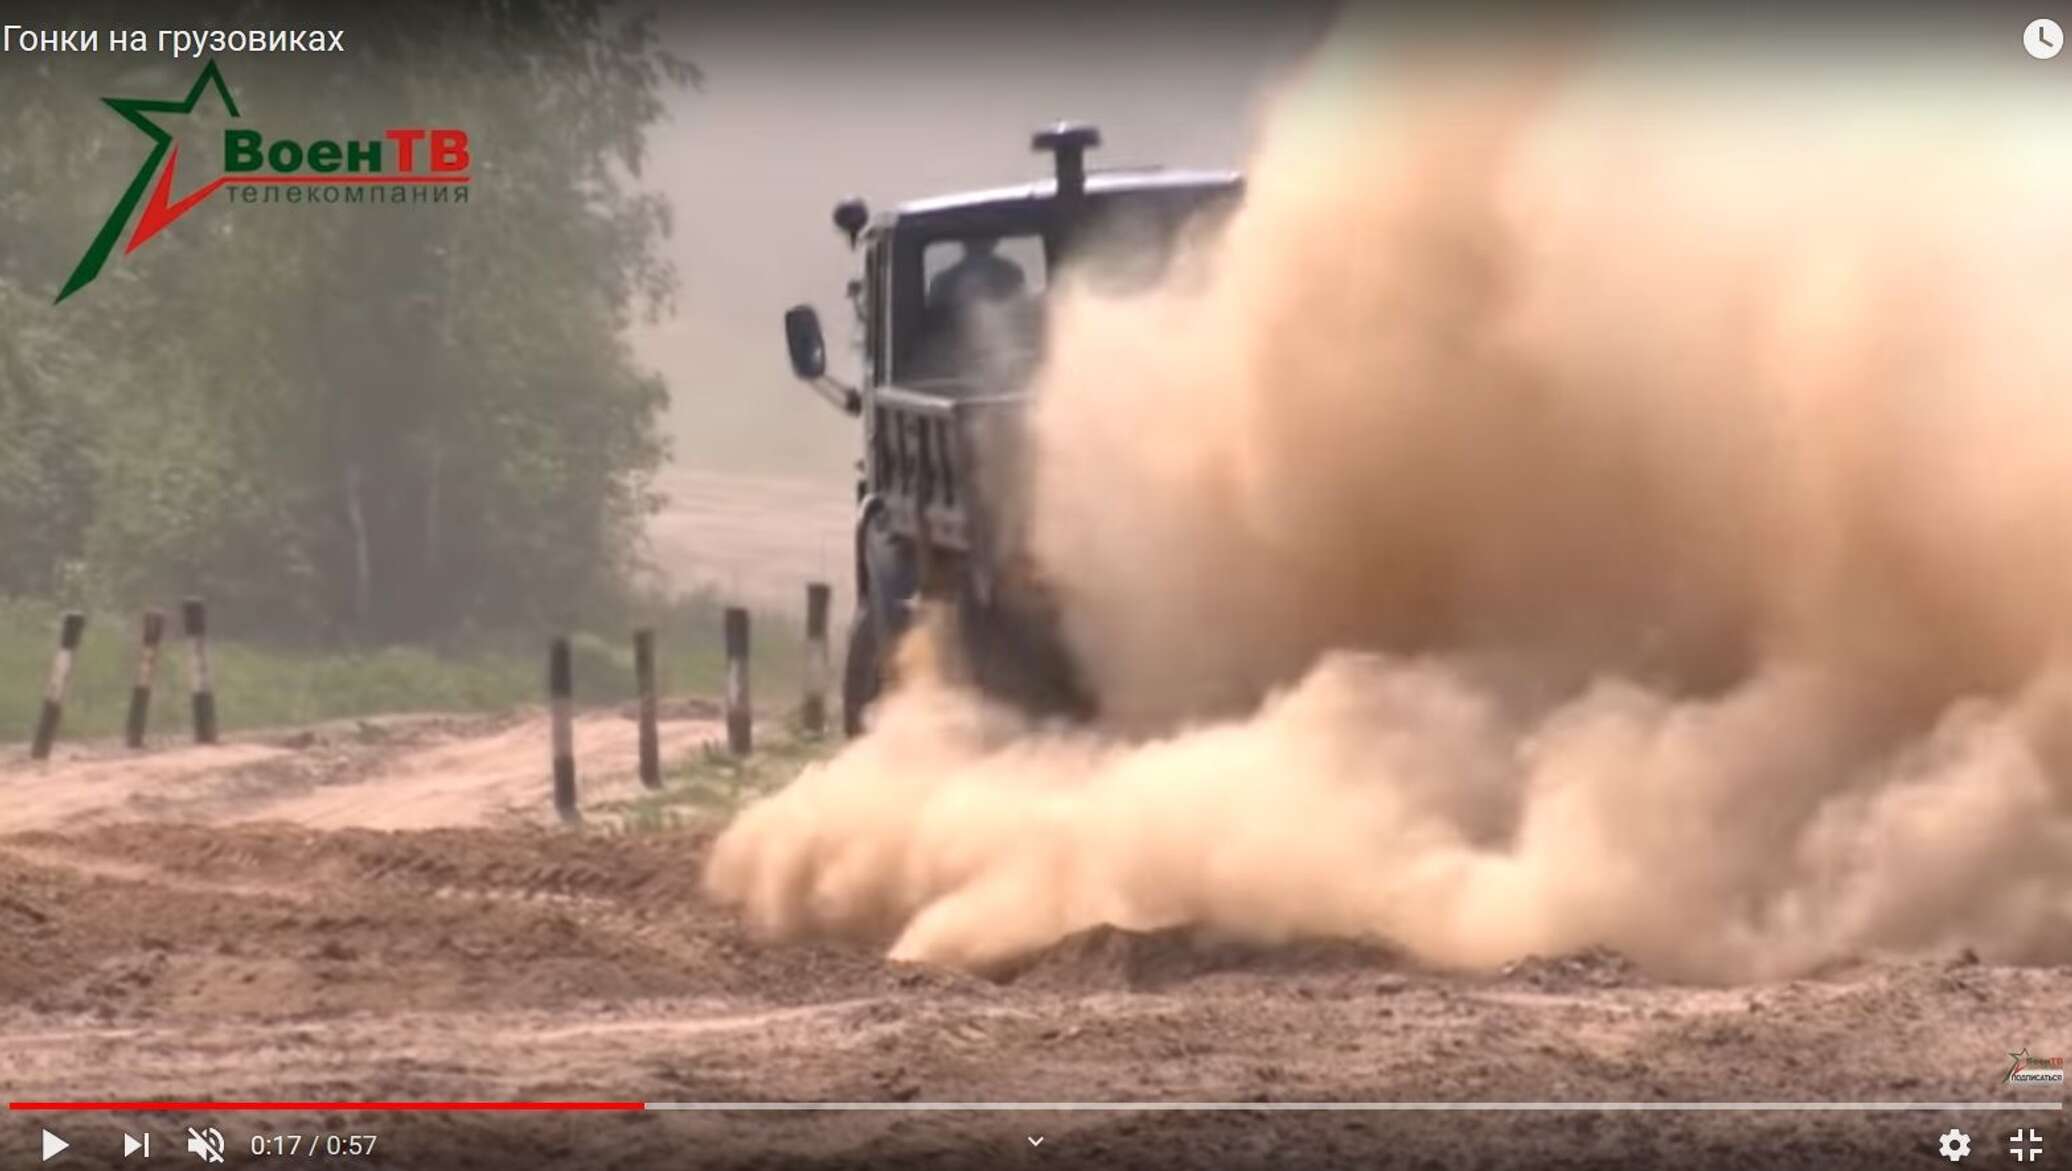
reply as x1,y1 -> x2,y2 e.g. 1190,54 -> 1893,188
0,708 -> 724,834
0,717 -> 2063,1169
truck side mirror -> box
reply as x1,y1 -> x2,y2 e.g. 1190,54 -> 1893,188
784,305 -> 826,380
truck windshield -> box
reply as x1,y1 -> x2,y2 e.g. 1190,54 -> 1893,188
906,234 -> 1048,391
893,194 -> 1236,391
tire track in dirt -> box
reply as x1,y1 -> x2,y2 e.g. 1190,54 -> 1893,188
0,815 -> 978,1023
0,842 -> 312,904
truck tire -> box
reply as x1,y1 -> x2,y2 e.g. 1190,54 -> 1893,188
958,597 -> 1094,721
841,611 -> 882,738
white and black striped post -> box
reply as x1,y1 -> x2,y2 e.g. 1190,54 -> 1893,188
803,583 -> 831,737
549,636 -> 578,822
634,628 -> 661,790
724,606 -> 752,756
124,609 -> 165,749
29,611 -> 86,761
182,597 -> 217,744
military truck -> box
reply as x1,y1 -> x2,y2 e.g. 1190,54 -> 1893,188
782,123 -> 1242,734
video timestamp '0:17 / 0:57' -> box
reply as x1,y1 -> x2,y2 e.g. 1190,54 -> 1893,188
250,1133 -> 380,1157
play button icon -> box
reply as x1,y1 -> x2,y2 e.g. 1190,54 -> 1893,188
41,1128 -> 69,1161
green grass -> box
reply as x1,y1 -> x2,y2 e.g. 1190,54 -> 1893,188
598,724 -> 842,833
0,594 -> 821,746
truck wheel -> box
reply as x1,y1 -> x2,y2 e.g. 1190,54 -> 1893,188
958,599 -> 1094,722
841,611 -> 882,738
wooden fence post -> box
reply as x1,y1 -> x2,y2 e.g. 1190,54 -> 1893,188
182,597 -> 217,744
29,611 -> 85,761
803,583 -> 831,737
724,606 -> 752,756
634,628 -> 660,790
124,609 -> 165,749
549,636 -> 577,822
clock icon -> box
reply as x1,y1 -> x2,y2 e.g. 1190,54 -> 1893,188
2028,18 -> 2064,60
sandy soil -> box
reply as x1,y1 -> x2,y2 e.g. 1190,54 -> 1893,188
0,715 -> 2063,1170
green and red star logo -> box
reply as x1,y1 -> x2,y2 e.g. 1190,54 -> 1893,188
59,58 -> 473,304
59,59 -> 240,304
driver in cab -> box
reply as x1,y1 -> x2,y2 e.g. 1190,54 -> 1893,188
909,237 -> 1038,387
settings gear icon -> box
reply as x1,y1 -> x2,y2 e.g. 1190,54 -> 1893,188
1938,1128 -> 1972,1162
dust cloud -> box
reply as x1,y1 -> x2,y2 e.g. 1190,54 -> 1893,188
706,14 -> 2072,983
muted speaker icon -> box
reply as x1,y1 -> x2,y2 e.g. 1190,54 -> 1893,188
185,1127 -> 225,1164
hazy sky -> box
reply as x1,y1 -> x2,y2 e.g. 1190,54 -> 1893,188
636,5 -> 1334,486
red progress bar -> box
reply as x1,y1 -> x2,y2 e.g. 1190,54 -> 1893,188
10,1102 -> 645,1112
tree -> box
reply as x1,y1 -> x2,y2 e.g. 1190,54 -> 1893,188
0,2 -> 696,641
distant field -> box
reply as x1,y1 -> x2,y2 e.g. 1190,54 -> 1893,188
644,467 -> 855,622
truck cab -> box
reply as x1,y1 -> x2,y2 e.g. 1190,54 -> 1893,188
783,124 -> 1242,733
